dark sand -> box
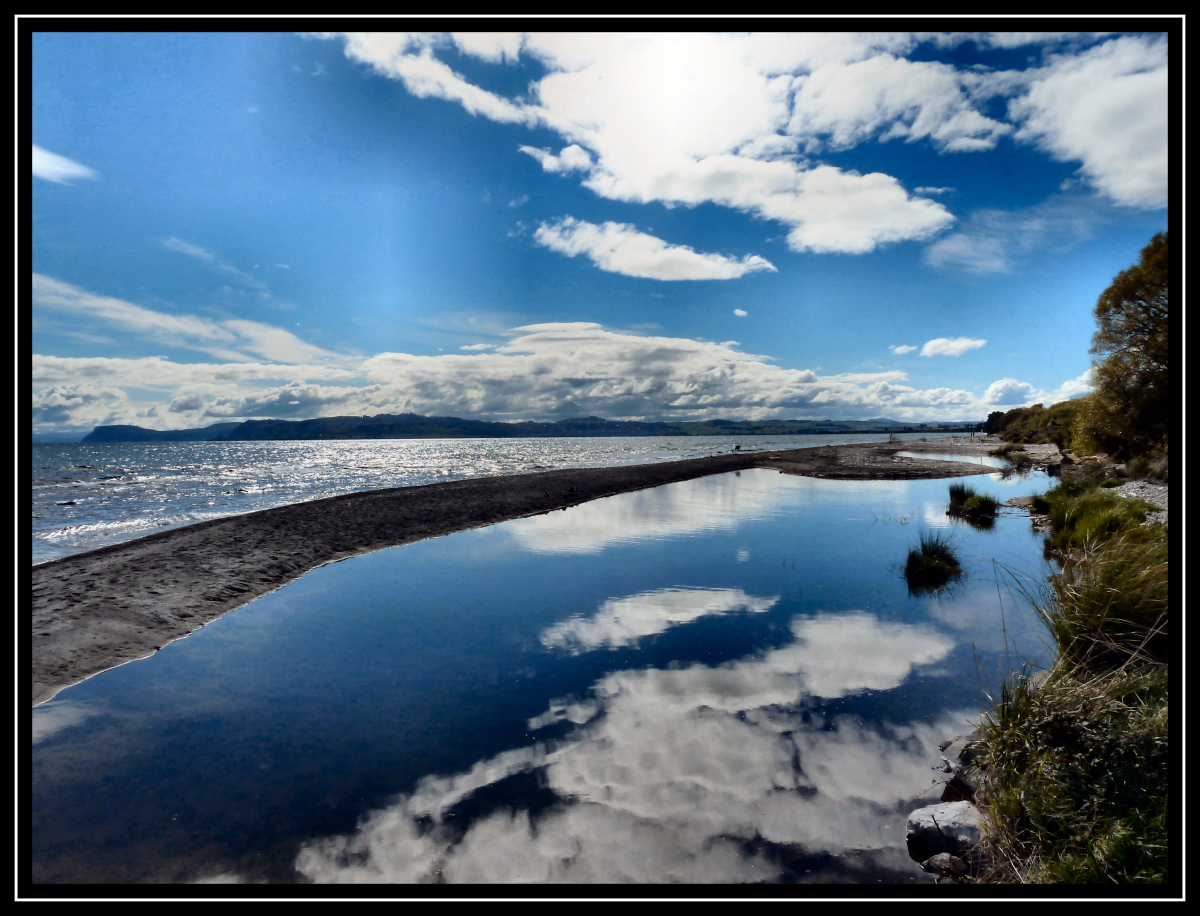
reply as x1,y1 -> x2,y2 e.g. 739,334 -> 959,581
32,437 -> 1031,706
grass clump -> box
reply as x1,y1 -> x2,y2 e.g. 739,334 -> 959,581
948,481 -> 1000,527
903,531 -> 962,594
1041,488 -> 1157,551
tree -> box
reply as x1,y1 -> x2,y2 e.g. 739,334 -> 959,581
1073,232 -> 1170,459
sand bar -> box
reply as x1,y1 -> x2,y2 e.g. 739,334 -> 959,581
32,437 -> 1033,706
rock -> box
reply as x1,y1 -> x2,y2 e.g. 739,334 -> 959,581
941,733 -> 981,769
920,853 -> 969,883
940,773 -> 976,804
906,801 -> 984,862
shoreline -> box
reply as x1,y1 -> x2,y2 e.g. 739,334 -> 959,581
31,437 -> 1017,707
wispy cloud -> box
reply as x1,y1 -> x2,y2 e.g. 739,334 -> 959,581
533,218 -> 776,281
924,192 -> 1121,274
32,274 -> 341,364
162,237 -> 269,292
889,344 -> 917,354
32,145 -> 97,183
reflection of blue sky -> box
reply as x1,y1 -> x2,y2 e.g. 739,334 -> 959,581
540,586 -> 778,653
295,611 -> 962,884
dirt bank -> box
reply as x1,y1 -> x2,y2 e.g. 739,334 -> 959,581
31,439 -> 995,706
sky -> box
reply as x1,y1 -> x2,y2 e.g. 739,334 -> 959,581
29,28 -> 1172,437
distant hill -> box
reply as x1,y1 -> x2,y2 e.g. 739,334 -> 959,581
79,413 -> 982,443
81,422 -> 243,443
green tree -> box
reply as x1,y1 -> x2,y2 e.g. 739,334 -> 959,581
1074,232 -> 1169,459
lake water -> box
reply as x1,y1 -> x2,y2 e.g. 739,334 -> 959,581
31,432 -> 968,564
30,462 -> 1054,885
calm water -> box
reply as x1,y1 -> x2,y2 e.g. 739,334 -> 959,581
31,432 -> 967,564
31,463 -> 1053,885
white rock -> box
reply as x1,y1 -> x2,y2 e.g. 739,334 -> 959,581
906,801 -> 984,861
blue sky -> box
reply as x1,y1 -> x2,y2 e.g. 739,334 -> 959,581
31,29 -> 1170,435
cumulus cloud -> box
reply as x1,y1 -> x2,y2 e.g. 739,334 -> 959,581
293,610 -> 965,884
1008,35 -> 1167,208
920,337 -> 986,357
519,143 -> 593,173
32,145 -> 97,183
788,55 -> 1012,153
322,32 -> 960,255
733,309 -> 748,317
983,377 -> 1038,406
533,218 -> 776,280
889,344 -> 917,355
1050,368 -> 1095,401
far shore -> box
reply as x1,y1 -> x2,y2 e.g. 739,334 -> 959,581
31,436 -> 1054,707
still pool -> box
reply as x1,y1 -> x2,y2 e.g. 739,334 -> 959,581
31,466 -> 1056,884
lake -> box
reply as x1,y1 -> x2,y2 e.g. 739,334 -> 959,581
30,462 -> 1053,885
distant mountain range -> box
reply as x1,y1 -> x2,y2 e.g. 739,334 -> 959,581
77,413 -> 983,443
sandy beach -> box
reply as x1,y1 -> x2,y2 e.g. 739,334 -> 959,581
31,436 -> 1036,706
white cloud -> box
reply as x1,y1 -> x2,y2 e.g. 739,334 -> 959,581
788,55 -> 1012,153
1049,368 -> 1094,401
914,186 -> 954,196
533,218 -> 776,281
733,309 -> 748,317
1008,35 -> 1168,208
540,587 -> 778,653
32,145 -> 97,183
983,377 -> 1038,405
322,32 -> 960,255
459,343 -> 495,351
519,143 -> 593,173
889,344 -> 917,354
920,337 -> 987,357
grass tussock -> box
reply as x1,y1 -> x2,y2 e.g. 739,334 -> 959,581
1028,474 -> 1159,552
1125,454 -> 1168,482
904,531 -> 962,594
948,481 -> 1000,526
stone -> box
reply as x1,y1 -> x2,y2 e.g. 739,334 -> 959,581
920,853 -> 969,883
940,773 -> 976,804
941,733 -> 981,769
906,801 -> 984,862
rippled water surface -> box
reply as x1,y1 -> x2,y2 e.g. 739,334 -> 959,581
31,433 -> 967,564
31,463 -> 1054,885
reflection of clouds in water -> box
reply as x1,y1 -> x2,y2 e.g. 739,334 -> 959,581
32,699 -> 98,745
295,612 -> 964,884
506,470 -> 794,554
540,587 -> 778,653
